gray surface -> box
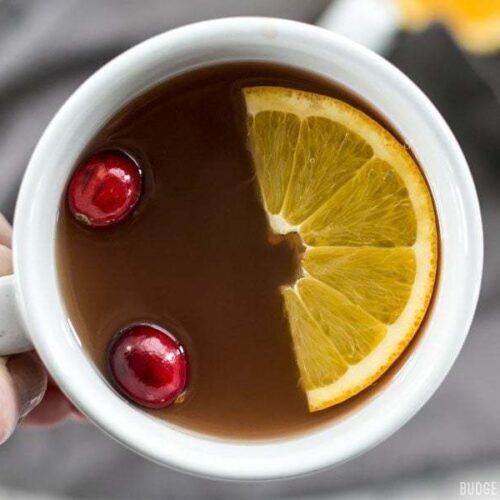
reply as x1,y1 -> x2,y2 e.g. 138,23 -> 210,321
0,1 -> 499,498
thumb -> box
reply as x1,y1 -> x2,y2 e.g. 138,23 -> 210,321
0,214 -> 12,248
0,352 -> 47,444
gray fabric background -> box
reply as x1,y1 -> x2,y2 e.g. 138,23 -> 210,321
0,1 -> 498,498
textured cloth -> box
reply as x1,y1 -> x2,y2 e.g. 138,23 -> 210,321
0,1 -> 499,498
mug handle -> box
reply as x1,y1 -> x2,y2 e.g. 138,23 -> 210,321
317,0 -> 401,56
0,274 -> 32,355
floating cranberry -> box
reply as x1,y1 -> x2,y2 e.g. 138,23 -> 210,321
68,151 -> 142,227
108,324 -> 188,409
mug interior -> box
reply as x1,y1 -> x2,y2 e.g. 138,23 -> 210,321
13,18 -> 482,479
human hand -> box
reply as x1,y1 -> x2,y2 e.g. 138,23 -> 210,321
0,213 -> 76,445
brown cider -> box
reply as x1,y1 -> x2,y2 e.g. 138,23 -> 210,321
57,63 -> 423,439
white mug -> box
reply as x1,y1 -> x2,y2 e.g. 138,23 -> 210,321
0,17 -> 483,480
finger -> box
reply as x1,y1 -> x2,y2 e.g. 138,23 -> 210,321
22,384 -> 73,427
0,214 -> 12,248
7,353 -> 47,418
23,375 -> 78,426
0,359 -> 18,444
70,408 -> 86,422
0,353 -> 47,444
0,245 -> 13,276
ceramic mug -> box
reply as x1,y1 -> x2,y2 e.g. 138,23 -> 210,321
0,18 -> 483,480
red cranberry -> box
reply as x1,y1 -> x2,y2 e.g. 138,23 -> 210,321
108,324 -> 188,409
68,151 -> 142,227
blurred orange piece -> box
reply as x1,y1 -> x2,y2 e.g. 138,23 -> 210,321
397,0 -> 500,53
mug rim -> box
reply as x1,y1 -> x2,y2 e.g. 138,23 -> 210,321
13,17 -> 483,480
